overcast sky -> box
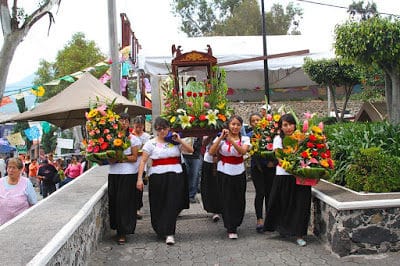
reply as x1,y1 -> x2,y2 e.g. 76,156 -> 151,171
2,0 -> 400,84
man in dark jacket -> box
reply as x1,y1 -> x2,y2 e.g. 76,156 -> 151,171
37,159 -> 58,198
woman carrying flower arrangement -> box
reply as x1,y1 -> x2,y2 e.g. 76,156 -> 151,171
136,117 -> 194,245
108,112 -> 142,245
263,113 -> 311,247
209,115 -> 250,240
247,112 -> 277,233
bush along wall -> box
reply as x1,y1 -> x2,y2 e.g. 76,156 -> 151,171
325,122 -> 400,191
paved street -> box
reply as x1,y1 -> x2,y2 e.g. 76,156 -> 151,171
89,182 -> 400,265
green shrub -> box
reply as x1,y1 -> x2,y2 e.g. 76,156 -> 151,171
325,121 -> 400,187
345,147 -> 400,192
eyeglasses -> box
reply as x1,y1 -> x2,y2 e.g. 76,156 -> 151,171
155,127 -> 168,132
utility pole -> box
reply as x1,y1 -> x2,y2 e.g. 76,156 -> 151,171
261,0 -> 270,105
108,0 -> 120,94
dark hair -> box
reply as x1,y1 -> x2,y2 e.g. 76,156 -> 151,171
186,76 -> 196,85
119,112 -> 130,122
154,116 -> 170,130
133,115 -> 145,125
248,112 -> 262,123
227,114 -> 243,127
279,113 -> 297,138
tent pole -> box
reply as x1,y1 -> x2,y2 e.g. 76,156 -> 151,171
261,0 -> 270,106
108,0 -> 121,94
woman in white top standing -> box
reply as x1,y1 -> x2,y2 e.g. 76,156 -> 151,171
131,115 -> 151,219
136,117 -> 193,245
108,113 -> 141,245
209,115 -> 250,239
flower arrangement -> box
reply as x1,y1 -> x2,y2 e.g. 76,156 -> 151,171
161,66 -> 233,131
249,113 -> 281,159
275,112 -> 335,183
83,98 -> 131,163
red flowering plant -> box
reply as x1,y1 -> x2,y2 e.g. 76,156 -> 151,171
249,113 -> 281,160
83,98 -> 131,163
275,111 -> 335,182
161,66 -> 233,130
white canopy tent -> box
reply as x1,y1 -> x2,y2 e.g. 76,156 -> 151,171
138,35 -> 335,116
140,35 -> 334,88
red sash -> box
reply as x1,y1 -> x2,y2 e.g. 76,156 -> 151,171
220,155 -> 244,165
152,157 -> 181,166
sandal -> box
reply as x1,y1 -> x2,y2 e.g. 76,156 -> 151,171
117,235 -> 126,245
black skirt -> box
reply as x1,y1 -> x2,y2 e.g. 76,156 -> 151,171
108,173 -> 138,235
218,171 -> 247,233
200,161 -> 222,213
148,171 -> 188,236
264,174 -> 311,237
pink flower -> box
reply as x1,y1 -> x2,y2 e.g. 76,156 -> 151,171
203,102 -> 210,108
304,112 -> 313,119
266,114 -> 273,121
97,104 -> 107,116
93,146 -> 100,153
303,120 -> 309,133
318,122 -> 324,131
187,101 -> 193,107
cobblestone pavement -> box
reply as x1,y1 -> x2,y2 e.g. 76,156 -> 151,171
89,183 -> 400,265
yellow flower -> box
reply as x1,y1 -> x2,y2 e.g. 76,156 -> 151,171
216,102 -> 225,110
311,126 -> 322,134
178,114 -> 192,129
87,109 -> 98,119
280,158 -> 292,170
273,114 -> 281,122
113,138 -> 123,147
206,109 -> 219,126
170,116 -> 176,123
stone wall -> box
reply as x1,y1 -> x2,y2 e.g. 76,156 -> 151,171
230,100 -> 363,122
46,192 -> 109,265
311,184 -> 400,257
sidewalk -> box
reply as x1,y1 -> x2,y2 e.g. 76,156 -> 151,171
89,182 -> 400,265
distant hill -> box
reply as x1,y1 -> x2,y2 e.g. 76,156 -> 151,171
1,74 -> 37,114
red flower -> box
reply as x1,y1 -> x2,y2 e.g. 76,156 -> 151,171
193,92 -> 198,98
100,142 -> 108,150
189,115 -> 196,122
186,91 -> 192,97
307,142 -> 314,148
301,151 -> 309,158
316,143 -> 325,149
199,114 -> 207,121
309,135 -> 317,142
312,151 -> 319,157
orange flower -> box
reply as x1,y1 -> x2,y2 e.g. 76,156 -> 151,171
113,138 -> 123,147
217,113 -> 227,122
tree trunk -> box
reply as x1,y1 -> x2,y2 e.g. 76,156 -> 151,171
0,32 -> 25,100
388,69 -> 400,125
384,72 -> 392,120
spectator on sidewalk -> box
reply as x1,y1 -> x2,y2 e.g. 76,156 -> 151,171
28,158 -> 39,188
37,159 -> 58,198
0,158 -> 37,225
182,137 -> 202,204
59,156 -> 82,187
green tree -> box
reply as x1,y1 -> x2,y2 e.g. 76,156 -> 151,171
303,58 -> 362,122
214,0 -> 261,35
0,0 -> 61,102
266,2 -> 302,35
348,0 -> 378,21
171,0 -> 302,36
34,32 -> 106,101
335,17 -> 400,124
